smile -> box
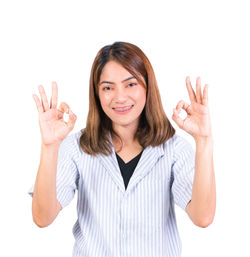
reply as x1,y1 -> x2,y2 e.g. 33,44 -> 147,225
112,105 -> 134,114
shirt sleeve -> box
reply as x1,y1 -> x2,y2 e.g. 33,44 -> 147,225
171,134 -> 195,212
28,132 -> 81,209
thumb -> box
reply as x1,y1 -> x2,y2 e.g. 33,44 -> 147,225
172,108 -> 184,129
66,108 -> 77,129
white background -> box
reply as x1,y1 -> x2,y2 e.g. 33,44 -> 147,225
1,0 -> 250,256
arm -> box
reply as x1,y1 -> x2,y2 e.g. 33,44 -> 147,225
172,76 -> 216,228
31,82 -> 77,227
32,143 -> 62,228
186,136 -> 216,227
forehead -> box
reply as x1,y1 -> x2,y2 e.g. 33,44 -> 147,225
100,61 -> 134,80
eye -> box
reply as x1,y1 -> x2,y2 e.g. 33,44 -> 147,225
128,83 -> 137,87
102,86 -> 112,91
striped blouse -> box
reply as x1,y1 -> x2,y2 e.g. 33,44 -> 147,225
29,130 -> 195,257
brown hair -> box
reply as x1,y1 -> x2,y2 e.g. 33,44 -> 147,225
80,41 -> 175,156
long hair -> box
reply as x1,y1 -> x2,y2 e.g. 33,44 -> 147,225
80,41 -> 175,156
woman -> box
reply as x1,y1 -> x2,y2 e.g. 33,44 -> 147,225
29,41 -> 216,257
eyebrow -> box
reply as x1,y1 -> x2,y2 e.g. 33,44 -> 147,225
99,76 -> 136,86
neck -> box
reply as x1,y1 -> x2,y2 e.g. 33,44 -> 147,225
112,123 -> 138,147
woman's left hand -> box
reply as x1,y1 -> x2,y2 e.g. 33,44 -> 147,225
172,76 -> 212,141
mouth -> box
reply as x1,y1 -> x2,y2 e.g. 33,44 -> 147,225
112,105 -> 134,114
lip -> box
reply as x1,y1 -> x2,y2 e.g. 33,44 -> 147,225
112,105 -> 134,114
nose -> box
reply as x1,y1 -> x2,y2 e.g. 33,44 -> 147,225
114,86 -> 128,103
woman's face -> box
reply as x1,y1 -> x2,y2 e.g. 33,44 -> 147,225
98,61 -> 146,131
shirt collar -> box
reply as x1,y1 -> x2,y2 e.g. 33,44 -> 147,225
97,132 -> 165,193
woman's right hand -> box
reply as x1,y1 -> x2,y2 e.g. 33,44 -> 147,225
32,81 -> 77,146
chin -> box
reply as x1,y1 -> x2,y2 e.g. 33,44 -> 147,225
112,118 -> 139,128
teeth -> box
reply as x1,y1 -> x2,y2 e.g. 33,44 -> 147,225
114,105 -> 132,111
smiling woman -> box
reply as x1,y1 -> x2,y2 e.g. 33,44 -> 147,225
29,41 -> 215,257
80,42 -> 175,156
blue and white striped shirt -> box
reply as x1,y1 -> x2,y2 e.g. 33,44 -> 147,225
29,130 -> 195,257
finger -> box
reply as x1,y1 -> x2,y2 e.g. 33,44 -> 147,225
32,94 -> 44,113
176,100 -> 190,114
196,77 -> 202,104
66,109 -> 77,129
58,102 -> 70,114
50,81 -> 58,109
38,85 -> 50,111
57,109 -> 64,119
186,76 -> 197,103
58,102 -> 77,129
172,108 -> 184,129
202,84 -> 208,106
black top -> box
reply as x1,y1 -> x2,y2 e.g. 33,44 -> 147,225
116,150 -> 143,190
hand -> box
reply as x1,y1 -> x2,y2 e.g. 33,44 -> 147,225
172,76 -> 212,141
32,82 -> 77,146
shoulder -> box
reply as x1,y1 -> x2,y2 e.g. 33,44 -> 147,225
59,130 -> 83,159
162,133 -> 192,148
162,133 -> 194,158
60,130 -> 81,147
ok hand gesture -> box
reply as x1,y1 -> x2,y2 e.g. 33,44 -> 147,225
172,77 -> 212,141
32,82 -> 77,146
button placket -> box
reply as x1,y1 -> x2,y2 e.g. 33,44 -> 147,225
120,194 -> 130,256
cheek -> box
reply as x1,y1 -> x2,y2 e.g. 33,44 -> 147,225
134,89 -> 146,104
99,93 -> 111,107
